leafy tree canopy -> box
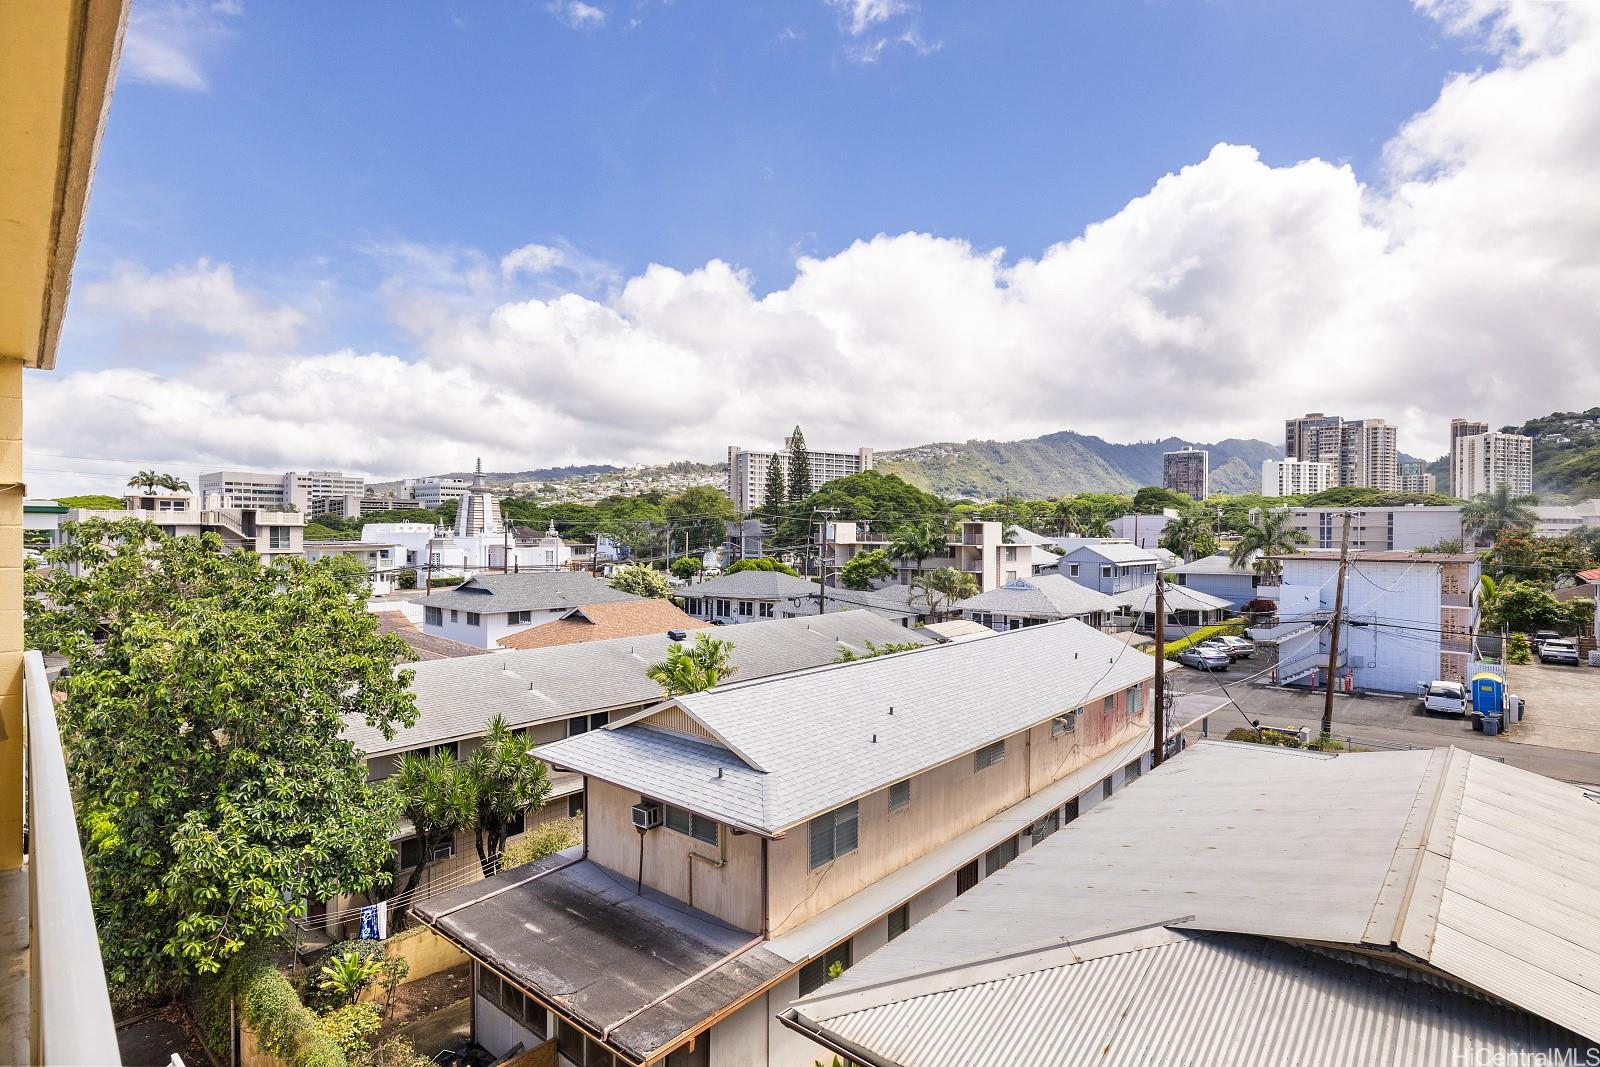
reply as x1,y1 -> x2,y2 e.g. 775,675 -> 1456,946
670,555 -> 703,578
1302,487 -> 1460,508
1131,486 -> 1193,513
725,556 -> 800,577
647,633 -> 738,695
609,562 -> 672,598
55,493 -> 125,510
26,519 -> 416,994
776,471 -> 946,546
840,548 -> 896,590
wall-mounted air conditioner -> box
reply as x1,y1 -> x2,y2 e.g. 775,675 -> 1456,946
632,800 -> 663,831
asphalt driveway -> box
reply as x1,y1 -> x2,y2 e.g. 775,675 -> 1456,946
1504,661 -> 1600,755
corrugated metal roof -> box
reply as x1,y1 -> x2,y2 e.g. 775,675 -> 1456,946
538,620 -> 1156,832
795,932 -> 1589,1067
347,610 -> 928,756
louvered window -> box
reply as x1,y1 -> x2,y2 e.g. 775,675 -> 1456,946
808,802 -> 859,869
888,779 -> 911,811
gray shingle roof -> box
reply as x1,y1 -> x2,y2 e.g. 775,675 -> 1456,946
676,570 -> 820,599
422,571 -> 641,612
1104,582 -> 1232,614
953,574 -> 1115,619
781,582 -> 927,619
1066,542 -> 1160,565
349,610 -> 929,757
1170,552 -> 1255,575
538,621 -> 1155,833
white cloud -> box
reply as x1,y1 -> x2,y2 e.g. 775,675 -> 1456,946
28,0 -> 1600,492
81,259 -> 305,350
500,244 -> 567,279
122,0 -> 242,91
548,1 -> 607,30
826,0 -> 908,37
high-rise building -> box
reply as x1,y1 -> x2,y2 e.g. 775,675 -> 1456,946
727,438 -> 874,512
408,476 -> 472,510
1452,432 -> 1533,499
1161,447 -> 1209,500
1398,460 -> 1437,495
284,470 -> 365,515
1281,413 -> 1398,489
1448,418 -> 1489,496
1261,459 -> 1334,497
199,468 -> 365,514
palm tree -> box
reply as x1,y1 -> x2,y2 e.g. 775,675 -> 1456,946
1080,514 -> 1113,538
647,632 -> 738,695
158,474 -> 191,494
1051,499 -> 1082,536
1228,511 -> 1310,583
127,469 -> 160,494
888,521 -> 946,576
1158,510 -> 1215,563
912,567 -> 979,621
392,750 -> 470,927
464,714 -> 552,877
1462,485 -> 1539,544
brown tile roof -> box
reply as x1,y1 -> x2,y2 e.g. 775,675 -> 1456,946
497,600 -> 709,650
377,611 -> 489,660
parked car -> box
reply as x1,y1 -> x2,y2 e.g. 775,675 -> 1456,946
1196,638 -> 1244,662
1531,630 -> 1562,651
1176,646 -> 1230,671
1207,635 -> 1255,659
1539,639 -> 1580,665
1420,679 -> 1467,716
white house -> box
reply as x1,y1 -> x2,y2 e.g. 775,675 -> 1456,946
303,540 -> 405,594
417,571 -> 643,649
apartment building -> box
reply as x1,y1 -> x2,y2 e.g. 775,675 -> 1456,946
1261,458 -> 1334,497
1448,417 -> 1489,495
1282,413 -> 1399,489
1268,551 -> 1480,690
825,520 -> 1045,592
1273,504 -> 1464,552
1452,431 -> 1534,499
198,468 -> 365,515
1397,459 -> 1436,494
1106,511 -> 1174,550
727,438 -> 874,512
66,492 -> 306,562
414,622 -> 1200,1067
1161,446 -> 1209,500
408,476 -> 473,509
329,612 -> 930,936
785,743 -> 1600,1063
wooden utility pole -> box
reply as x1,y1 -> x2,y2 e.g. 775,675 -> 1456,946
815,509 -> 839,616
1152,576 -> 1166,768
1321,512 -> 1353,738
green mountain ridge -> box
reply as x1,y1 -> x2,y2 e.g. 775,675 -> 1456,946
1513,407 -> 1600,500
877,431 -> 1281,499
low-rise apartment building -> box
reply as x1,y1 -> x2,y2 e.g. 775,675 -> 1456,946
1271,504 -> 1464,551
65,492 -> 305,561
1266,550 -> 1480,691
303,540 -> 404,593
415,622 -> 1193,1067
1532,500 -> 1600,539
418,572 -> 642,649
823,520 -> 1046,593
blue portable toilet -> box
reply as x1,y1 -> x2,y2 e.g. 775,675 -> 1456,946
1471,672 -> 1504,714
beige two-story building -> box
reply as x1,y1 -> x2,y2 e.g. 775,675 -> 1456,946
415,621 -> 1213,1067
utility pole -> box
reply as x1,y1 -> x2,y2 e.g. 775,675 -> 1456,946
815,508 -> 839,616
1152,575 -> 1166,768
1321,511 -> 1352,738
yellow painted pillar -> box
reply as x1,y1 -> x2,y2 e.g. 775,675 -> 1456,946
0,358 -> 23,869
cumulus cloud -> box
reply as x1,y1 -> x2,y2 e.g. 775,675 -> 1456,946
500,244 -> 567,279
27,0 -> 1600,492
81,259 -> 305,350
122,0 -> 243,91
548,1 -> 607,30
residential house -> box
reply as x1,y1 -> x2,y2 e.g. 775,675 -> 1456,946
675,570 -> 820,624
1267,551 -> 1480,691
777,583 -> 932,628
1271,504 -> 1464,552
22,499 -> 68,550
496,600 -> 709,650
415,622 -> 1219,1067
1058,542 -> 1159,594
304,540 -> 404,594
1104,582 -> 1231,635
1167,552 -> 1276,611
953,574 -> 1116,631
65,491 -> 305,564
3,5 -> 130,1060
418,571 -> 642,649
785,742 -> 1600,1064
328,612 -> 930,934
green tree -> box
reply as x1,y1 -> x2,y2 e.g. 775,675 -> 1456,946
1228,510 -> 1310,582
665,485 -> 738,553
912,567 -> 979,620
56,493 -> 125,510
888,521 -> 946,575
160,473 -> 192,494
1462,484 -> 1540,544
127,469 -> 161,494
670,555 -> 703,579
1477,574 -> 1504,630
760,459 -> 787,523
25,519 -> 415,994
834,640 -> 924,662
318,949 -> 383,1007
1131,486 -> 1191,513
610,562 -> 672,598
463,715 -> 552,877
392,750 -> 471,926
776,471 -> 946,547
1494,580 -> 1567,634
787,425 -> 813,504
725,556 -> 800,577
647,632 -> 738,695
1158,510 -> 1217,562
840,548 -> 895,590
1080,513 -> 1114,537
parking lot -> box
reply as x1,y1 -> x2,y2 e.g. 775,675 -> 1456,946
1504,661 -> 1600,755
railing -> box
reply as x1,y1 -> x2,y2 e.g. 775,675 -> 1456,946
24,649 -> 121,1066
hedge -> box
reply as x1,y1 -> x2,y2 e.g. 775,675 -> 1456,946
198,948 -> 349,1067
1162,617 -> 1248,660
427,576 -> 465,588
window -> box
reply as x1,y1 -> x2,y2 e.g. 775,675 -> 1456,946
808,802 -> 859,869
568,792 -> 585,818
479,965 -> 548,1038
956,859 -> 980,896
1051,710 -> 1079,737
465,611 -> 481,626
1127,685 -> 1145,716
1005,570 -> 1017,584
798,940 -> 852,996
1068,564 -> 1079,577
504,810 -> 525,838
665,805 -> 719,845
424,606 -> 443,626
974,739 -> 1006,771
887,903 -> 910,941
984,835 -> 1019,875
449,609 -> 459,623
1031,810 -> 1060,845
1101,564 -> 1113,578
759,602 -> 774,618
568,711 -> 608,737
1004,546 -> 1016,562
738,600 -> 753,616
888,779 -> 911,812
1102,695 -> 1116,717
972,612 -> 992,628
422,741 -> 459,761
269,526 -> 290,549
1101,775 -> 1114,800
665,1036 -> 710,1067
1124,759 -> 1143,784
1062,796 -> 1080,825
398,834 -> 454,870
509,610 -> 533,625
716,598 -> 731,617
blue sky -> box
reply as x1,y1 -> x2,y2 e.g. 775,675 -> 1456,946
31,0 -> 1600,491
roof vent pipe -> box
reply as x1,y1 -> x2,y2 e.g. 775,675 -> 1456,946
716,767 -> 724,779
